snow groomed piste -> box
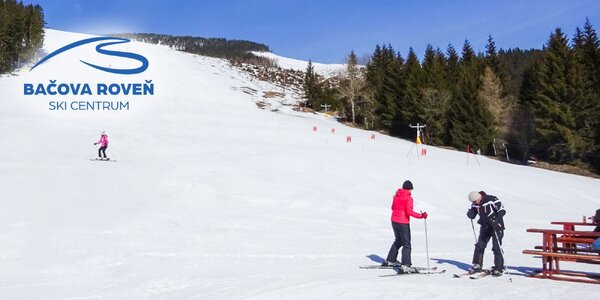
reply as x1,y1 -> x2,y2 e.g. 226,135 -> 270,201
0,29 -> 599,299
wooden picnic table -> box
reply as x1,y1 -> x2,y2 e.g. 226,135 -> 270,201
523,228 -> 600,284
551,221 -> 598,231
550,222 -> 598,251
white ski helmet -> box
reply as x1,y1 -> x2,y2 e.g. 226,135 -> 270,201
468,191 -> 482,202
101,131 -> 106,135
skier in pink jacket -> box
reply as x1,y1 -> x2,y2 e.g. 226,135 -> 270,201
382,180 -> 428,273
94,131 -> 109,159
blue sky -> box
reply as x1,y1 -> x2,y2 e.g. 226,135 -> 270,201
24,0 -> 600,63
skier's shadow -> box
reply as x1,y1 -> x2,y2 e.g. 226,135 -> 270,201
432,258 -> 536,276
367,255 -> 471,270
506,266 -> 541,276
367,255 -> 534,276
431,258 -> 471,271
365,254 -> 385,264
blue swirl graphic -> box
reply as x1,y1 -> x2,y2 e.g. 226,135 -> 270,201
30,37 -> 149,75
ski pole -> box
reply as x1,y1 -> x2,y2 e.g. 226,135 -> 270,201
493,229 -> 511,281
493,229 -> 505,261
108,148 -> 117,160
422,211 -> 430,270
93,144 -> 99,157
470,219 -> 478,242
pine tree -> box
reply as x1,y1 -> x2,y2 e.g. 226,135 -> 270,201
447,40 -> 493,152
366,44 -> 402,132
435,47 -> 450,89
446,44 -> 460,90
461,39 -> 476,64
507,57 -> 542,161
485,35 -> 500,74
422,45 -> 448,90
530,28 -> 579,162
572,19 -> 600,170
421,45 -> 450,145
303,60 -> 319,109
422,45 -> 437,86
396,47 -> 423,137
380,48 -> 403,133
365,45 -> 385,125
27,5 -> 45,50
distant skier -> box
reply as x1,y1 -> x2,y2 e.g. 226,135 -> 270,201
466,191 -> 506,277
94,131 -> 109,159
382,180 -> 428,273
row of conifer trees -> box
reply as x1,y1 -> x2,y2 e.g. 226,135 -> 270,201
304,19 -> 600,172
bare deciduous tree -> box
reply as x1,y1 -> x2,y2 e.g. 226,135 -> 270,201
339,51 -> 364,124
479,66 -> 515,141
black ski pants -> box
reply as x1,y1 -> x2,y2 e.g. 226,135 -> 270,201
98,146 -> 107,158
386,222 -> 412,266
472,225 -> 504,270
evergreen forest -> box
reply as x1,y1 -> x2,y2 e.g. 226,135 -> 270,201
112,33 -> 274,66
304,19 -> 600,173
0,0 -> 45,73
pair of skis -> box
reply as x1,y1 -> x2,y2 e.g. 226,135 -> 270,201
360,265 -> 497,279
90,158 -> 117,162
452,269 -> 492,279
359,265 -> 446,277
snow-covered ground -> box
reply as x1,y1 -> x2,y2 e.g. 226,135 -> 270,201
1,29 -> 599,299
252,51 -> 346,77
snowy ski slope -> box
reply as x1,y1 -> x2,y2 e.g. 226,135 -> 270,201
0,29 -> 599,299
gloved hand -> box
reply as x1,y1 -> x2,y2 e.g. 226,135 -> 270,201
467,209 -> 476,219
94,143 -> 97,145
420,212 -> 428,219
491,220 -> 502,230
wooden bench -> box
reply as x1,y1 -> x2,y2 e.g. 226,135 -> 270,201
523,228 -> 600,284
523,250 -> 600,262
551,222 -> 598,250
551,221 -> 598,231
534,246 -> 600,255
556,236 -> 597,244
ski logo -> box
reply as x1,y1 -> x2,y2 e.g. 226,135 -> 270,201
30,37 -> 149,75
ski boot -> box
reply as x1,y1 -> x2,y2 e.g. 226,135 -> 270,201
468,264 -> 482,275
491,266 -> 504,277
400,265 -> 417,274
382,260 -> 401,267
